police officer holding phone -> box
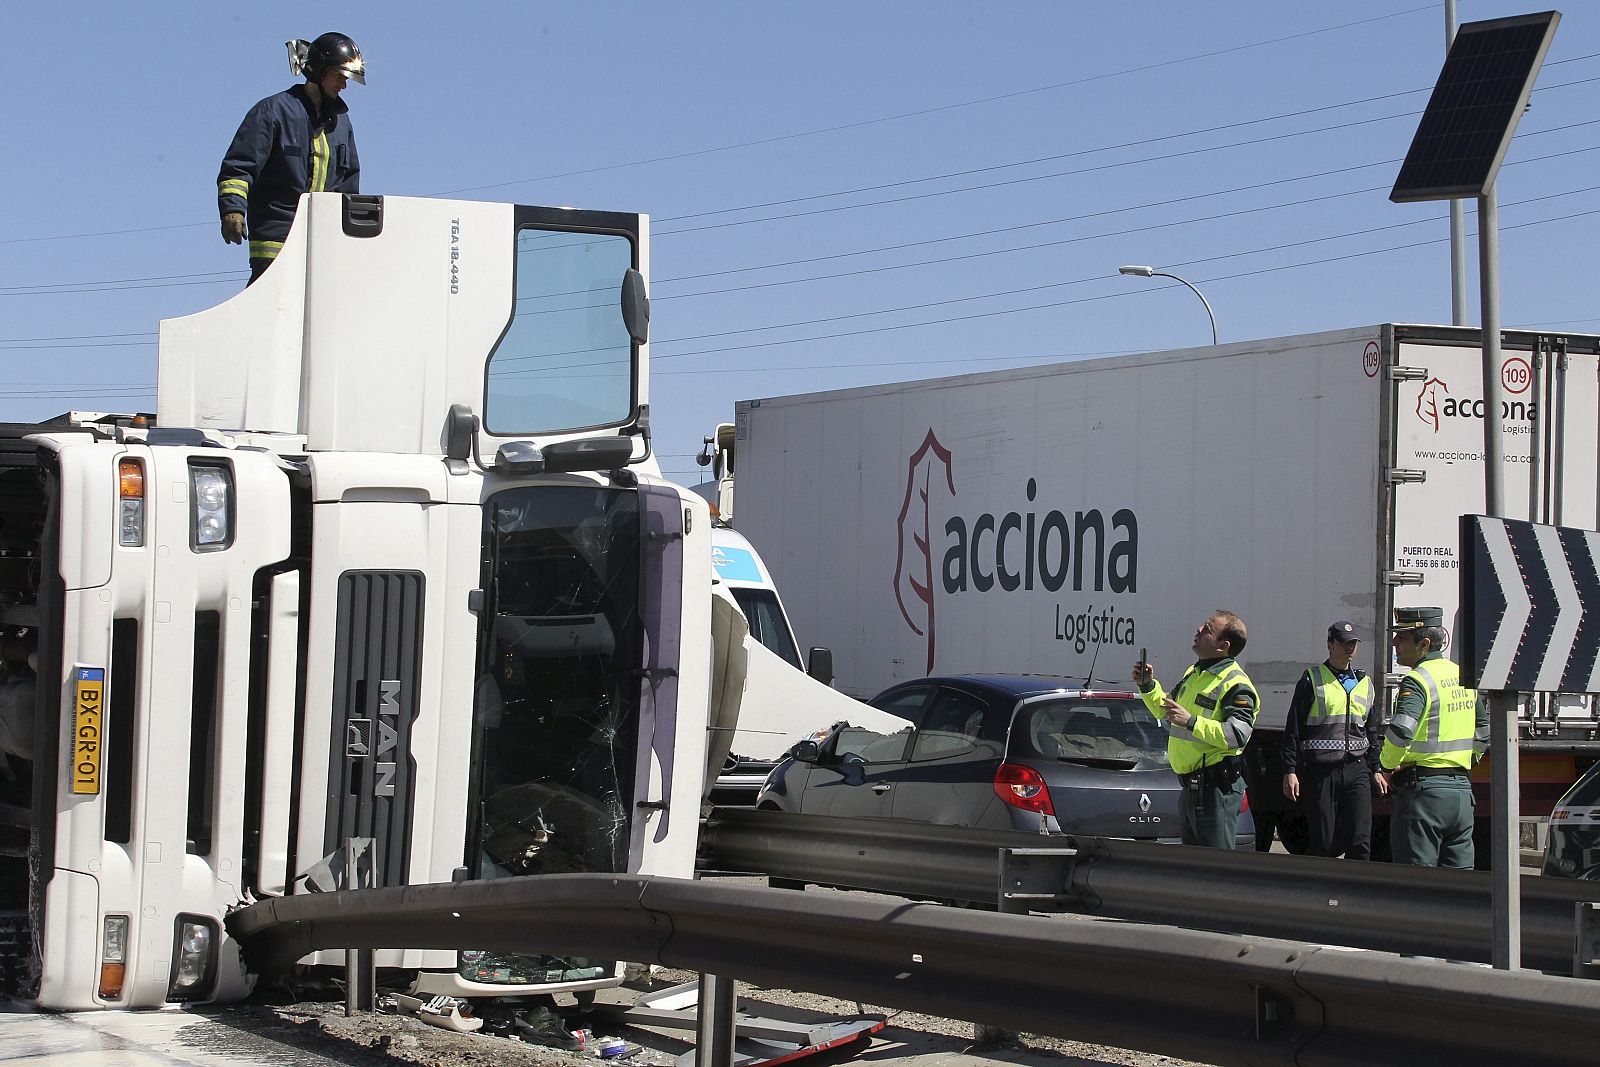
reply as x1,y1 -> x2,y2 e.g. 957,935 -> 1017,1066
1133,611 -> 1259,848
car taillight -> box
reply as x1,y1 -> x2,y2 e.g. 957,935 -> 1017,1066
994,763 -> 1054,815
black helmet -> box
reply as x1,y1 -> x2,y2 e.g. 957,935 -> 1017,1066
288,32 -> 366,85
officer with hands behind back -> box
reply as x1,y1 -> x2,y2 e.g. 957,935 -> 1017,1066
1133,611 -> 1259,848
1281,621 -> 1383,859
1377,606 -> 1488,869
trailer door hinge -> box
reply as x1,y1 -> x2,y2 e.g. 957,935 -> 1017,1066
1385,468 -> 1427,484
631,667 -> 680,681
636,800 -> 669,812
1386,365 -> 1427,382
1383,570 -> 1424,587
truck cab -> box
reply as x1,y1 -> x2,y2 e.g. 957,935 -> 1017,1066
1,194 -> 715,1008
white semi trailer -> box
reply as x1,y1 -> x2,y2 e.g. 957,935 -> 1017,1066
0,193 -> 736,1009
731,324 -> 1600,855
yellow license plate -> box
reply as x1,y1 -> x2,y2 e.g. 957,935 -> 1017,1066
70,667 -> 105,795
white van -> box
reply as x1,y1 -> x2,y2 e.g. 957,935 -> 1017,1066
712,525 -> 807,675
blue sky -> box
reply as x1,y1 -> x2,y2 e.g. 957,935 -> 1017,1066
4,3 -> 1596,482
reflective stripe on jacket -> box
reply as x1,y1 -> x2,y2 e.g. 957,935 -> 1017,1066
1380,655 -> 1482,771
1300,664 -> 1373,763
1141,658 -> 1259,776
217,84 -> 359,261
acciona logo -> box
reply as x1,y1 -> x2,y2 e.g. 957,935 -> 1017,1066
892,428 -> 1139,673
1414,374 -> 1537,433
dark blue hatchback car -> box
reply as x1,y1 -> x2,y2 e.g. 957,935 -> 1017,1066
758,675 -> 1252,844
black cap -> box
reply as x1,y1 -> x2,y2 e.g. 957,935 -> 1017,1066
1327,621 -> 1359,643
1390,606 -> 1443,631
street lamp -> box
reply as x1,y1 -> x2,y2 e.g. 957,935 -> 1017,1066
1118,265 -> 1219,346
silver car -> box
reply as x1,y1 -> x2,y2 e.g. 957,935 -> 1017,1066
758,674 -> 1253,844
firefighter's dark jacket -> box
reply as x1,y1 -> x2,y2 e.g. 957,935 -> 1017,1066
217,84 -> 360,260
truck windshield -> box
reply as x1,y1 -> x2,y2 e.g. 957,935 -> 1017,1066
464,485 -> 641,985
729,588 -> 801,669
485,228 -> 636,435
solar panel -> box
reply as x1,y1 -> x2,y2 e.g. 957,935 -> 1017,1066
1390,10 -> 1560,203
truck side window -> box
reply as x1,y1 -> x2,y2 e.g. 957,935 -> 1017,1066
485,228 -> 636,434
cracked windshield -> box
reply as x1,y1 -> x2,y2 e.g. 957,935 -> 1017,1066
466,486 -> 641,985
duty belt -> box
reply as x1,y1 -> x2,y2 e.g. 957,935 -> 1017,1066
1393,766 -> 1469,788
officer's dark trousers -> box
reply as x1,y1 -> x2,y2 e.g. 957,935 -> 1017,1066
1180,775 -> 1244,848
1303,759 -> 1372,859
248,257 -> 274,285
1391,774 -> 1474,869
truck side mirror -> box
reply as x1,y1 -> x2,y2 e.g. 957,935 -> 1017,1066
444,404 -> 478,462
621,268 -> 649,346
806,647 -> 834,687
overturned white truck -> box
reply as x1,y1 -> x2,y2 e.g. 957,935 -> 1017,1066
0,193 -> 818,1009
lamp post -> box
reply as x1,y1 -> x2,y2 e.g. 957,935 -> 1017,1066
1118,265 -> 1218,346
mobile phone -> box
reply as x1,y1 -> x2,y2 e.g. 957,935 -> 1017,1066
1138,647 -> 1148,667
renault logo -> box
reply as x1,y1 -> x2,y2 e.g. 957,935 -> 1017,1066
1138,792 -> 1152,813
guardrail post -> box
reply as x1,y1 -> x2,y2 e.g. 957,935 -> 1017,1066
1576,902 -> 1600,979
695,973 -> 736,1067
997,847 -> 1078,914
344,838 -> 376,1015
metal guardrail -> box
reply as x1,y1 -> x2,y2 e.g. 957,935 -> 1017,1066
695,807 -> 1600,974
227,872 -> 1600,1067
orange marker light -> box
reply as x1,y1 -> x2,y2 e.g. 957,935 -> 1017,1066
118,459 -> 144,499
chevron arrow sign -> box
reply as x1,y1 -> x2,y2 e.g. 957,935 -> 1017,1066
1459,515 -> 1600,693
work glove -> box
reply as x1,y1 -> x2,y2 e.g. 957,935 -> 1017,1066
221,212 -> 246,244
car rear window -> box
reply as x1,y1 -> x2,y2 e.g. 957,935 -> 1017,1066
1012,697 -> 1169,767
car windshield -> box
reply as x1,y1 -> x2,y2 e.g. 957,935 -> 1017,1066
1010,695 -> 1168,768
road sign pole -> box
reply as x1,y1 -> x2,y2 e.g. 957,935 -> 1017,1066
1479,187 -> 1506,515
1478,184 -> 1521,970
1446,0 -> 1469,326
1488,691 -> 1521,969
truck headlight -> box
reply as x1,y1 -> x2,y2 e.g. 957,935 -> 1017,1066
99,914 -> 130,1000
189,463 -> 232,550
167,916 -> 217,1000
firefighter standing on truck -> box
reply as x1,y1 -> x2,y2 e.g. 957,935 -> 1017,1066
1377,606 -> 1488,869
217,33 -> 365,284
1133,611 -> 1259,848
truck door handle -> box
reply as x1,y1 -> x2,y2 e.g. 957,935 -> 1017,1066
871,783 -> 892,794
